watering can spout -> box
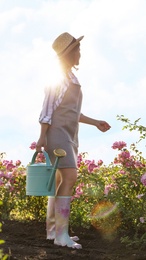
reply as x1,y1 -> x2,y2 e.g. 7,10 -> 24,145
47,149 -> 66,191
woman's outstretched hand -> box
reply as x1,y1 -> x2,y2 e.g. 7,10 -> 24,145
79,114 -> 111,132
95,120 -> 111,132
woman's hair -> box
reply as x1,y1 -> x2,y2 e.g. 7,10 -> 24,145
58,43 -> 80,74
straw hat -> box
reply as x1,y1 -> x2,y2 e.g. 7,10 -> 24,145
52,32 -> 84,57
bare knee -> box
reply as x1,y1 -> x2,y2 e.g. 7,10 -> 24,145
56,168 -> 77,196
61,168 -> 77,185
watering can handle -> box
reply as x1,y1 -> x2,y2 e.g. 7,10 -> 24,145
30,150 -> 52,166
47,149 -> 66,191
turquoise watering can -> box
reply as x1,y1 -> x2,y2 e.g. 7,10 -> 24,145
26,149 -> 66,196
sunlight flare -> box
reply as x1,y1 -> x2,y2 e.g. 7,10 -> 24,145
91,201 -> 121,240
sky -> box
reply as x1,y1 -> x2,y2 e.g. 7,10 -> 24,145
0,0 -> 146,166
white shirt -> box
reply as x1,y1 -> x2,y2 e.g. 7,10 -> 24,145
39,71 -> 80,124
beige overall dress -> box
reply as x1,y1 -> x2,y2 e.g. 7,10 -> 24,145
46,82 -> 82,168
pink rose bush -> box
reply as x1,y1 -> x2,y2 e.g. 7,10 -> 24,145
0,150 -> 47,220
141,173 -> 146,186
1,115 -> 145,246
71,140 -> 146,235
0,137 -> 146,242
0,155 -> 26,218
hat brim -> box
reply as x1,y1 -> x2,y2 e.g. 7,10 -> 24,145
59,35 -> 84,57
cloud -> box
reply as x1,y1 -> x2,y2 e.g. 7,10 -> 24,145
0,0 -> 146,166
0,6 -> 34,33
11,22 -> 26,34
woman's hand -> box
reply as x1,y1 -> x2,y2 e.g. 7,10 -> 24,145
36,137 -> 47,152
95,120 -> 111,132
79,114 -> 111,132
36,123 -> 50,152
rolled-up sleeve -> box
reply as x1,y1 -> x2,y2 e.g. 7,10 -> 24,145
39,86 -> 55,124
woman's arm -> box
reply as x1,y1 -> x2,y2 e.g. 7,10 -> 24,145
36,85 -> 55,152
36,123 -> 50,152
79,113 -> 111,132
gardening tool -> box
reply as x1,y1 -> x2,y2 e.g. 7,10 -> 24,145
26,149 -> 66,196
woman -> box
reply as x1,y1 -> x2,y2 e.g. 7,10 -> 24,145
36,32 -> 111,249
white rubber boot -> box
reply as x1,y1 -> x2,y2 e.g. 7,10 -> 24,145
46,196 -> 79,242
54,196 -> 82,249
46,197 -> 55,240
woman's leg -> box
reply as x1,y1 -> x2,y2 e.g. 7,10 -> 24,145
56,168 -> 77,196
46,170 -> 79,241
54,168 -> 82,249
